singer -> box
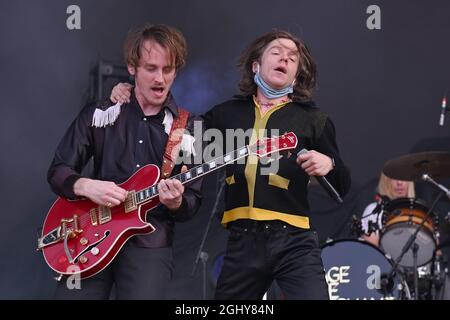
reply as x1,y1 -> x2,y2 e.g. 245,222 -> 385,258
110,30 -> 351,300
201,30 -> 351,300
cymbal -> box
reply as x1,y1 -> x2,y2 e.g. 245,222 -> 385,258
382,151 -> 450,181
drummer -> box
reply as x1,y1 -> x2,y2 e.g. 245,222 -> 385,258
360,172 -> 415,247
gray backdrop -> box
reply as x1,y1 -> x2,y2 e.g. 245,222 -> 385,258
1,0 -> 449,299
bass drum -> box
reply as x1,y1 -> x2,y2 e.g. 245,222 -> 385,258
321,239 -> 410,300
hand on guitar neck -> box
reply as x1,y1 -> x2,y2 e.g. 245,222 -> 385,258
157,165 -> 189,211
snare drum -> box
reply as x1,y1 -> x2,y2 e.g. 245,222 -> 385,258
380,198 -> 436,267
321,239 -> 409,300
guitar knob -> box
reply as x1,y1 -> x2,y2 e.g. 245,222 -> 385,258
79,255 -> 88,264
80,237 -> 88,246
91,247 -> 100,256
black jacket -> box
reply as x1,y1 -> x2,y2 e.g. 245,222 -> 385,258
203,95 -> 350,229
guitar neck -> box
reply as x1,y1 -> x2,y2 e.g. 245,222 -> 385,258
133,131 -> 298,205
172,146 -> 250,185
134,146 -> 250,204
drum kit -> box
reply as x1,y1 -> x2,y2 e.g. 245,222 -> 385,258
322,151 -> 450,300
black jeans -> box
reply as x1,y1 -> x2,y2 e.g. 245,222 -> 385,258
54,240 -> 173,300
215,219 -> 329,300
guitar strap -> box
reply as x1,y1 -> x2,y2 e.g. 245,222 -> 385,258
161,108 -> 190,179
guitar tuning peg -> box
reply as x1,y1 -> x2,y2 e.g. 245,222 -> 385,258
54,273 -> 63,282
260,154 -> 284,164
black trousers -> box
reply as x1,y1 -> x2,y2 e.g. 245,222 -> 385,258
215,220 -> 329,300
54,240 -> 173,299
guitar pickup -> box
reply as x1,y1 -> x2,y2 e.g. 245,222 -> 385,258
90,206 -> 112,225
99,206 -> 112,224
124,191 -> 137,213
90,208 -> 98,226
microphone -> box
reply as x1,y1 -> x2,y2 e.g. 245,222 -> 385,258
439,96 -> 447,126
297,148 -> 343,204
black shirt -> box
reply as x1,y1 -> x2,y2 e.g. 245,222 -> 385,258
48,93 -> 203,247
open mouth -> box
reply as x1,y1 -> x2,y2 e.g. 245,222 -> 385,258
274,66 -> 287,74
151,87 -> 165,94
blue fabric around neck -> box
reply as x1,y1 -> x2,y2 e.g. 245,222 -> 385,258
254,71 -> 293,99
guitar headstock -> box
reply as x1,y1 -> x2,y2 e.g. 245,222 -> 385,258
248,132 -> 298,157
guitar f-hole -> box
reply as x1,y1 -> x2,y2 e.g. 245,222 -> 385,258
72,230 -> 110,264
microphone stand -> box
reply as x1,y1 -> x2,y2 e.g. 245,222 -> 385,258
412,242 -> 419,299
191,174 -> 225,300
381,181 -> 444,300
421,173 -> 450,300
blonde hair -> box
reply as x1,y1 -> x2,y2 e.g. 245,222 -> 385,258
377,172 -> 415,199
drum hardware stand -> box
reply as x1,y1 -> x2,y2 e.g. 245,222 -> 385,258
422,173 -> 450,299
430,252 -> 446,300
412,243 -> 419,299
381,189 -> 443,300
422,173 -> 450,300
436,255 -> 449,300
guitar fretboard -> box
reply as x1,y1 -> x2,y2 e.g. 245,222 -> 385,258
134,146 -> 249,204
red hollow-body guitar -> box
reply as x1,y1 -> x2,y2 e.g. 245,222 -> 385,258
38,132 -> 298,278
